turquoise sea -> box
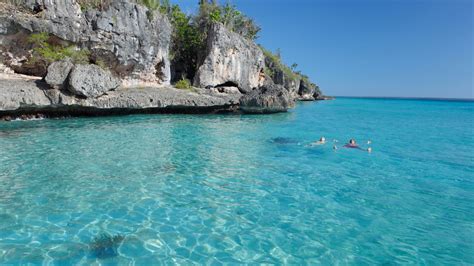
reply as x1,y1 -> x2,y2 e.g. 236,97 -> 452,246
0,98 -> 472,264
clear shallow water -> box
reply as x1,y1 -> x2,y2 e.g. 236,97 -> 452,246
0,98 -> 472,264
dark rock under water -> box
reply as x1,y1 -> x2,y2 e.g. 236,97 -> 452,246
89,233 -> 125,259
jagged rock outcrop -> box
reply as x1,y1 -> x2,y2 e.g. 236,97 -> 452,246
313,85 -> 323,99
45,60 -> 74,88
0,0 -> 172,86
15,0 -> 86,42
240,83 -> 295,114
193,23 -> 265,93
263,55 -> 300,98
68,64 -> 121,98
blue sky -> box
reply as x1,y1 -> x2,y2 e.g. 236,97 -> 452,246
175,0 -> 472,98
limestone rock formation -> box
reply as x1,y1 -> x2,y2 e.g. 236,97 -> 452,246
68,64 -> 121,98
193,23 -> 265,93
0,0 -> 172,86
0,78 -> 51,111
45,60 -> 74,89
85,0 -> 172,85
240,83 -> 295,114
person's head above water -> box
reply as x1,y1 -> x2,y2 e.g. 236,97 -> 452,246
320,137 -> 326,142
349,139 -> 356,145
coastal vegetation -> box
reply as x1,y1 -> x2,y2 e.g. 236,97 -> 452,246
261,46 -> 302,82
174,78 -> 193,90
27,33 -> 90,65
261,46 -> 320,95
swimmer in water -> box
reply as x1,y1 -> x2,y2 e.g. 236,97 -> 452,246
367,147 -> 372,153
344,139 -> 358,148
310,137 -> 326,146
343,139 -> 365,150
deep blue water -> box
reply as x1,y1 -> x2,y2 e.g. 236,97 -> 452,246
0,98 -> 472,264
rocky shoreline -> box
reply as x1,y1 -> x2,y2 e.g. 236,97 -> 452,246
0,0 -> 329,120
0,73 -> 241,120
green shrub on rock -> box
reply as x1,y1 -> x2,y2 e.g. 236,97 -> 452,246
195,1 -> 260,41
175,78 -> 192,90
27,33 -> 90,65
139,0 -> 160,10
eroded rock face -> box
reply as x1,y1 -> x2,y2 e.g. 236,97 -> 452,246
45,60 -> 74,88
16,0 -> 86,42
68,64 -> 120,98
240,84 -> 295,114
193,23 -> 265,93
85,0 -> 172,85
0,0 -> 172,86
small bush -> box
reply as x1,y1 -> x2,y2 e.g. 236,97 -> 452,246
175,78 -> 192,90
27,32 -> 90,64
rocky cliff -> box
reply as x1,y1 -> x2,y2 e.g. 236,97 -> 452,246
1,0 -> 171,86
0,0 -> 325,119
193,23 -> 265,93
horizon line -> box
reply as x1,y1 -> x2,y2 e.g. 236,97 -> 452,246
332,96 -> 474,102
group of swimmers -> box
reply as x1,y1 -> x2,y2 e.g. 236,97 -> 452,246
310,137 -> 372,153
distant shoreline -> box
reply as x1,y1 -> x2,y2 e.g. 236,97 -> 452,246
333,96 -> 474,102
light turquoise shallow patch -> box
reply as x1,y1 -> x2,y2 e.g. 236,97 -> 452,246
0,98 -> 472,264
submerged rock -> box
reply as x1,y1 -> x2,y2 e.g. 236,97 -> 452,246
68,64 -> 121,98
89,233 -> 124,259
193,23 -> 265,93
45,60 -> 74,89
240,84 -> 294,114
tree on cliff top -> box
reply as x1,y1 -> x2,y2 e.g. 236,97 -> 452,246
194,1 -> 260,40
